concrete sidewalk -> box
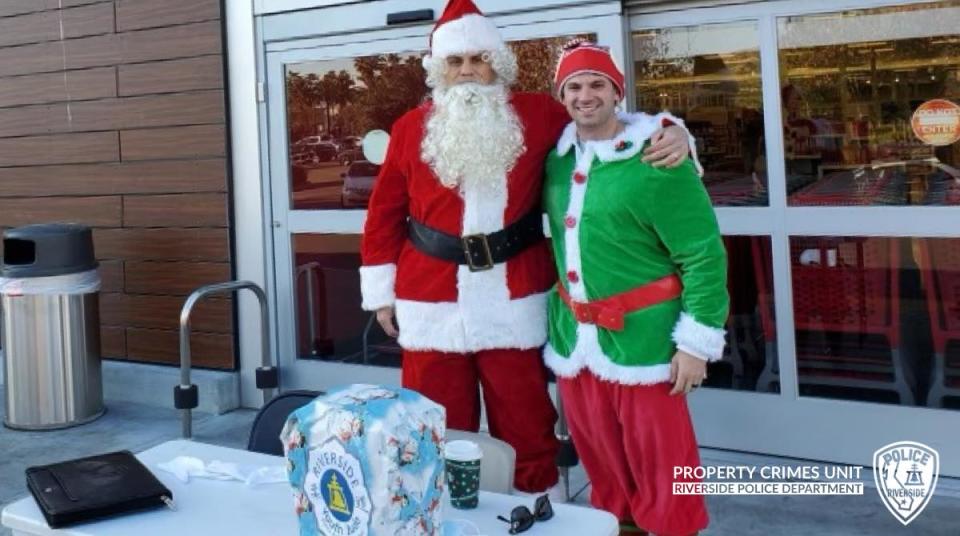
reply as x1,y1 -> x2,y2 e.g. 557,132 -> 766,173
1,393 -> 958,535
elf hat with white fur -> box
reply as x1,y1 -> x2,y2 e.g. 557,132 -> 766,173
554,38 -> 625,97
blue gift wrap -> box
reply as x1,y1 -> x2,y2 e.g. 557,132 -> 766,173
281,385 -> 446,536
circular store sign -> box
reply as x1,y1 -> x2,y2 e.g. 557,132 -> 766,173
911,99 -> 960,146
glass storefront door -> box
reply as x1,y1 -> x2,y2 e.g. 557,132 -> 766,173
257,0 -> 959,476
631,0 -> 960,476
262,8 -> 626,391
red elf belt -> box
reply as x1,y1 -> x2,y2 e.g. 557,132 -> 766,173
556,274 -> 682,331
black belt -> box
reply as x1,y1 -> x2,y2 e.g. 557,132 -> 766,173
408,210 -> 545,272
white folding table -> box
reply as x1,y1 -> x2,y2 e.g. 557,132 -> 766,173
2,439 -> 617,535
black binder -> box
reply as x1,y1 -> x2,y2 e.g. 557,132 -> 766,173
25,450 -> 173,528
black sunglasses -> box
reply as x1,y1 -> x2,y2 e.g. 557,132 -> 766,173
496,494 -> 554,534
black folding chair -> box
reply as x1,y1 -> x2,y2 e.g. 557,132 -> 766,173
247,390 -> 322,456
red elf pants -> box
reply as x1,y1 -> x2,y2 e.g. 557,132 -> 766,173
402,348 -> 559,492
558,370 -> 709,536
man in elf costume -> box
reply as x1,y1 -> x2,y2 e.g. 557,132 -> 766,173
359,0 -> 697,494
543,41 -> 728,535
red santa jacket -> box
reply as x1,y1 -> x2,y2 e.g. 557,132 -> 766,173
360,92 -> 688,353
360,92 -> 567,353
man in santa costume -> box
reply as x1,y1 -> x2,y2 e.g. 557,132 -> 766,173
359,0 -> 697,494
543,41 -> 728,534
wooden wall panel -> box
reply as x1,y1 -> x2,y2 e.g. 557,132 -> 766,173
0,197 -> 121,227
101,325 -> 127,359
0,3 -> 115,48
0,21 -> 222,77
126,327 -> 233,368
0,132 -> 118,166
125,261 -> 231,295
99,293 -> 124,328
0,41 -> 81,78
116,0 -> 220,32
123,194 -> 228,227
120,125 -> 225,161
0,91 -> 224,138
0,159 -> 226,197
81,21 -> 223,69
118,55 -> 224,97
100,293 -> 231,332
0,0 -> 107,18
0,67 -> 116,109
0,2 -> 232,369
94,228 -> 229,261
75,91 -> 225,131
98,260 -> 125,293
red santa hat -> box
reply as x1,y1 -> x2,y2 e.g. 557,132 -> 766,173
554,39 -> 625,97
429,0 -> 504,59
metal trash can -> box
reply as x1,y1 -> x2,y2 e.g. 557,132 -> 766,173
1,224 -> 104,429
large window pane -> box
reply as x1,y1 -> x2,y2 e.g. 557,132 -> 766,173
711,236 -> 779,393
283,34 -> 594,211
787,236 -> 960,409
778,1 -> 960,206
286,53 -> 428,211
293,233 -> 400,367
633,22 -> 767,207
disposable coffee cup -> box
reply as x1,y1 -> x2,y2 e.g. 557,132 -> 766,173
445,440 -> 482,509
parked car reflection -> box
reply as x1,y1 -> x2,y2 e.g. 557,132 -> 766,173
291,136 -> 338,165
341,160 -> 380,208
335,136 -> 363,166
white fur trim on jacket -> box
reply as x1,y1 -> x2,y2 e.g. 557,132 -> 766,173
544,324 -> 673,385
359,263 -> 396,311
563,146 -> 593,302
431,14 -> 503,59
556,111 -> 703,175
672,312 -> 726,362
395,290 -> 548,352
653,112 -> 704,176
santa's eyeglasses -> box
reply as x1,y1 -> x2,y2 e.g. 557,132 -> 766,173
496,494 -> 554,534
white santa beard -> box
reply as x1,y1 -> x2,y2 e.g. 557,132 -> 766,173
420,82 -> 525,193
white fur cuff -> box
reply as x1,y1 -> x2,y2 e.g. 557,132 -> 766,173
359,264 -> 396,311
655,112 -> 705,177
672,312 -> 726,362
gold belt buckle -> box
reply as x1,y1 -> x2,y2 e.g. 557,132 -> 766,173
462,234 -> 495,272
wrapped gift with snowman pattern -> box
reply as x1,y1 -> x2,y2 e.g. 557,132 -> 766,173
281,384 -> 446,536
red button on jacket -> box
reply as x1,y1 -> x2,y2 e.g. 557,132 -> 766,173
567,271 -> 580,283
564,216 -> 577,228
573,171 -> 587,184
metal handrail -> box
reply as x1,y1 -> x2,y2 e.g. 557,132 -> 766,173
177,281 -> 275,438
296,262 -> 320,356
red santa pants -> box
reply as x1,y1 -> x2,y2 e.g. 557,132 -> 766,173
402,348 -> 559,492
558,371 -> 708,536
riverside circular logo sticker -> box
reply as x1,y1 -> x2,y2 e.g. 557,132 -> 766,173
304,440 -> 371,535
911,99 -> 960,146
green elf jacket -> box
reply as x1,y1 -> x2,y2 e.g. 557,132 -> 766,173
543,112 -> 729,385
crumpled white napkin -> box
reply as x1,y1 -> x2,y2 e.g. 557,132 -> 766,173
156,456 -> 287,487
